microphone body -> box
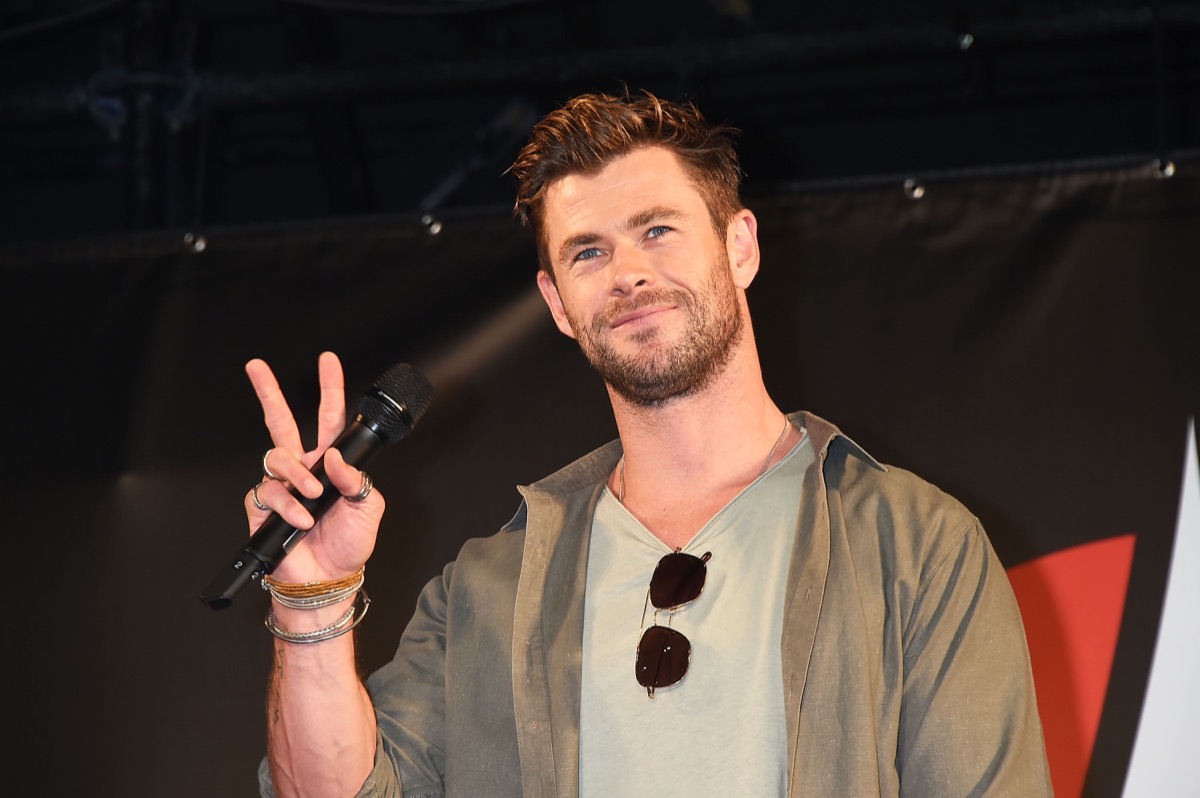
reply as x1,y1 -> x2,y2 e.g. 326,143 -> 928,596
201,362 -> 433,610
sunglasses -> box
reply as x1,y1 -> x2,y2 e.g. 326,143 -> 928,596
635,549 -> 712,697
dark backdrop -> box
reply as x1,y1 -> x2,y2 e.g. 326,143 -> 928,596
3,158 -> 1197,796
4,2 -> 1200,795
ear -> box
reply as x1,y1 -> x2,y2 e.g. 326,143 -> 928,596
536,269 -> 578,339
726,209 -> 761,290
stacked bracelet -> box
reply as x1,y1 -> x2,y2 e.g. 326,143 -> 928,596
260,567 -> 370,643
264,589 -> 371,644
261,567 -> 365,610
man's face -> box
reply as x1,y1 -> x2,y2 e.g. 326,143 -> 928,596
536,146 -> 755,406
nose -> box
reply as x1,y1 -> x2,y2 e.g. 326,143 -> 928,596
609,244 -> 654,295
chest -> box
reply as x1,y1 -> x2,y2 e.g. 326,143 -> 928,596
577,487 -> 803,796
624,486 -> 755,550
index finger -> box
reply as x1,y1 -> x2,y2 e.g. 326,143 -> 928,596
245,358 -> 305,456
315,351 -> 347,452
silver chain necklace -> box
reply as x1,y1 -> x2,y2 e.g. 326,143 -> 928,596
617,416 -> 791,503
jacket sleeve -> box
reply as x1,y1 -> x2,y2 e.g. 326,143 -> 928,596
896,521 -> 1053,797
360,564 -> 455,798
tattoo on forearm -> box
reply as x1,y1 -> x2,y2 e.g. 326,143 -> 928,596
269,652 -> 283,726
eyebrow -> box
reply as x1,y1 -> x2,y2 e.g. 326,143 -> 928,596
555,205 -> 687,265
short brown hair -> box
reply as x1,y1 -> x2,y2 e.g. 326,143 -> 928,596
509,90 -> 743,271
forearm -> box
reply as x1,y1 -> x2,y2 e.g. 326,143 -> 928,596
266,599 -> 378,798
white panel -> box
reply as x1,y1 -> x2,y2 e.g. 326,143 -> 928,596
1123,418 -> 1200,797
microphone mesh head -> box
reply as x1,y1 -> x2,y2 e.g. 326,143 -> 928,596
356,363 -> 434,444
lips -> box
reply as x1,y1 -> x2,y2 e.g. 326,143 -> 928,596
610,304 -> 674,329
602,290 -> 683,330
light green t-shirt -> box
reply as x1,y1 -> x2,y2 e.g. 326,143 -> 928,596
579,432 -> 815,796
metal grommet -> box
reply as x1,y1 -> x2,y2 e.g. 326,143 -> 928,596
903,178 -> 926,200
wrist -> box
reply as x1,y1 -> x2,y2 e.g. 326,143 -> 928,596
269,592 -> 357,631
261,568 -> 371,644
265,590 -> 370,644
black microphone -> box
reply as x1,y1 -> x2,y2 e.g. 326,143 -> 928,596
200,362 -> 434,610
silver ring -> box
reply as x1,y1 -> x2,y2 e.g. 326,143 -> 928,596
262,450 -> 283,481
251,482 -> 269,511
344,472 -> 373,503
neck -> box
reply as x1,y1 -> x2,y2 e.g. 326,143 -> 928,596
605,328 -> 795,547
611,375 -> 779,467
611,315 -> 777,448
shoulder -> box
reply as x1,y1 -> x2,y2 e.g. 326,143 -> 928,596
830,441 -> 975,532
445,514 -> 527,597
796,410 -> 975,535
809,418 -> 985,588
443,437 -> 619,591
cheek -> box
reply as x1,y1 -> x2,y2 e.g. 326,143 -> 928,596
563,274 -> 608,314
553,287 -> 595,336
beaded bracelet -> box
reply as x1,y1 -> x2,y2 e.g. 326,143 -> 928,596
262,567 -> 365,599
264,589 -> 371,644
263,569 -> 365,610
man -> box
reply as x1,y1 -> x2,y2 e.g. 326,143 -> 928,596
247,91 -> 1052,797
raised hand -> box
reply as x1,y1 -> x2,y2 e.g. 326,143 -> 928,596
244,351 -> 385,584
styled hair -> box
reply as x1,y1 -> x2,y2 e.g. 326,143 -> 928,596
509,90 -> 743,271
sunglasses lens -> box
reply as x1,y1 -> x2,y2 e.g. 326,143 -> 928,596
649,551 -> 709,609
636,625 -> 691,691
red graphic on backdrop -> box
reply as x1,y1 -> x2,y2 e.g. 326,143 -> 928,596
1006,535 -> 1136,798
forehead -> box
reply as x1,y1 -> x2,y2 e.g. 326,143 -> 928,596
541,146 -> 706,243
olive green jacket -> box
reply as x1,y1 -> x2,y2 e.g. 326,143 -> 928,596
262,412 -> 1052,797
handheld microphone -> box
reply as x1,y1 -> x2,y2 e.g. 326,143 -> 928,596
200,362 -> 434,611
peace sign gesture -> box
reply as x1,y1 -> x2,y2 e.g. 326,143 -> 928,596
244,351 -> 385,585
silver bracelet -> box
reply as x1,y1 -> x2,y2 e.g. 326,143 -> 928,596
264,589 -> 371,644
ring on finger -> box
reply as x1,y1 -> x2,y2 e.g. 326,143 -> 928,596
262,450 -> 283,481
344,472 -> 373,503
251,482 -> 269,511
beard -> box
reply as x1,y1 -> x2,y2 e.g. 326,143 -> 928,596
571,256 -> 744,407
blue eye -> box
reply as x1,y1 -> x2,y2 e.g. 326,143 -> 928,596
646,225 -> 671,239
574,247 -> 600,262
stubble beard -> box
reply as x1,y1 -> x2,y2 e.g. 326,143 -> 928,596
572,257 -> 744,407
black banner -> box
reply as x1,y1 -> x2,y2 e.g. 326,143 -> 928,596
4,161 -> 1196,797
